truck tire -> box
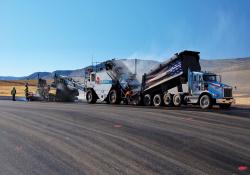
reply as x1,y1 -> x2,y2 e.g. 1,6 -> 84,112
153,94 -> 162,107
105,98 -> 110,104
134,95 -> 142,106
86,90 -> 97,104
109,89 -> 121,104
219,104 -> 231,109
143,94 -> 152,106
163,93 -> 173,106
173,94 -> 182,107
199,94 -> 212,109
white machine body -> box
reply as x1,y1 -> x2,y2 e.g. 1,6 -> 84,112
86,71 -> 113,102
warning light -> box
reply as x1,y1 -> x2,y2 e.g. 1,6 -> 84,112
96,76 -> 100,84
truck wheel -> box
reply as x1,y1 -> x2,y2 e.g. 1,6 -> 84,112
109,89 -> 121,104
163,93 -> 173,106
153,94 -> 162,107
173,94 -> 182,107
86,90 -> 97,104
199,94 -> 212,109
143,94 -> 152,106
134,95 -> 142,106
106,98 -> 110,104
122,99 -> 128,105
219,104 -> 231,109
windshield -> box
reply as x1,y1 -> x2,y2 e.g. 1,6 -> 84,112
203,75 -> 217,82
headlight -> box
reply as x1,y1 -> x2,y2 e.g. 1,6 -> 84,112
213,93 -> 219,97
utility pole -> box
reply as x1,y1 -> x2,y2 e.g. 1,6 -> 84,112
92,55 -> 94,71
134,58 -> 137,76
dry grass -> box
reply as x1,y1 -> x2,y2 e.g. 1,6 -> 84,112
233,93 -> 250,105
0,80 -> 37,97
234,97 -> 250,105
0,80 -> 37,86
0,80 -> 48,97
0,85 -> 37,97
0,80 -> 57,97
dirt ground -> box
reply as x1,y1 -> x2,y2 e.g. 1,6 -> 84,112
235,98 -> 250,105
0,80 -> 55,97
234,93 -> 250,105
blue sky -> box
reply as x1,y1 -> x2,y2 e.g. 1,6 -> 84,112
0,0 -> 249,76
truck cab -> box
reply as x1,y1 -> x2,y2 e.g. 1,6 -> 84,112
85,71 -> 114,103
188,71 -> 235,109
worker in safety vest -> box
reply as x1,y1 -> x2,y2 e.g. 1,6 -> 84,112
11,87 -> 17,101
24,83 -> 29,101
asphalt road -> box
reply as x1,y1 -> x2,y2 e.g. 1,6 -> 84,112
0,100 -> 249,175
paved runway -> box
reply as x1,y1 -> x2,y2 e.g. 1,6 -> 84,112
0,100 -> 249,175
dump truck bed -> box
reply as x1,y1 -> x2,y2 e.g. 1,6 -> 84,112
142,51 -> 201,93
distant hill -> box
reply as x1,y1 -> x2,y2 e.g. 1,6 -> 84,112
200,57 -> 250,94
200,57 -> 250,72
0,57 -> 249,94
0,70 -> 84,81
25,72 -> 51,80
0,76 -> 20,81
1,57 -> 249,79
0,59 -> 160,80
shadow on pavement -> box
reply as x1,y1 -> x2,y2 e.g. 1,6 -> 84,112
89,103 -> 250,119
0,96 -> 27,102
1,96 -> 249,119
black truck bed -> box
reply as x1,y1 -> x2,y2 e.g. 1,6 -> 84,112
142,50 -> 201,94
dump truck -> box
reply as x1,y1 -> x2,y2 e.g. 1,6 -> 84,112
85,50 -> 235,109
